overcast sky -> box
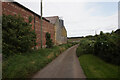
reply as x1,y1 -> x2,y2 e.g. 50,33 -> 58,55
15,0 -> 119,37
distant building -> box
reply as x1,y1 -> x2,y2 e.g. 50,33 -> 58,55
46,16 -> 67,45
59,19 -> 67,44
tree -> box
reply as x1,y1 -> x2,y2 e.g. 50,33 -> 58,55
45,32 -> 53,48
2,14 -> 36,57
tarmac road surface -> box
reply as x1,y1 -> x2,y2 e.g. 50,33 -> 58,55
32,45 -> 86,78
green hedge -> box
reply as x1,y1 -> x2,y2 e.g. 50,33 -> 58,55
94,31 -> 120,65
76,30 -> 120,65
2,14 -> 36,58
76,39 -> 94,57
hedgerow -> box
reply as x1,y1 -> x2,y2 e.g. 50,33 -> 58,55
2,14 -> 36,58
76,30 -> 120,65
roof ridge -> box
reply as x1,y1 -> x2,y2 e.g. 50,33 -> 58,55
45,16 -> 59,18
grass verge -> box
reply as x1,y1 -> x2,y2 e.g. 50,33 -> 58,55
3,43 -> 75,78
79,54 -> 119,78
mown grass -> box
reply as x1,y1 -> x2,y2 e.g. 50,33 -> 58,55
79,54 -> 119,78
3,43 -> 75,78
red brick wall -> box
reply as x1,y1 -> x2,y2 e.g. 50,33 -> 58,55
0,1 -> 2,16
2,2 -> 55,48
42,20 -> 55,47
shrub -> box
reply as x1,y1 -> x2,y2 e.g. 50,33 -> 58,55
115,29 -> 120,35
2,14 -> 36,58
76,39 -> 94,57
76,30 -> 120,65
94,32 -> 120,65
45,32 -> 53,48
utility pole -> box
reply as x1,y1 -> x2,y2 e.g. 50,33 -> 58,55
95,30 -> 96,35
40,0 -> 43,48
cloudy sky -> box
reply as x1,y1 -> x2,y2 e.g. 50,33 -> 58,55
15,0 -> 119,37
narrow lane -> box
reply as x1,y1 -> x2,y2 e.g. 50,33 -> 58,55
32,45 -> 86,78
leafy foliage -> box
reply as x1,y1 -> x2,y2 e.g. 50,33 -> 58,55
76,30 -> 120,65
94,31 -> 120,65
3,43 -> 74,78
45,32 -> 53,48
2,14 -> 36,57
76,39 -> 94,57
28,16 -> 33,23
115,29 -> 120,35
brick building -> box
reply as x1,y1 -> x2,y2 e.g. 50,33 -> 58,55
2,1 -> 67,48
2,2 -> 55,49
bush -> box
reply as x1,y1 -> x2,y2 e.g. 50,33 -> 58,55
94,32 -> 120,65
2,14 -> 36,58
115,29 -> 120,35
76,30 -> 120,65
45,32 -> 53,48
76,39 -> 94,57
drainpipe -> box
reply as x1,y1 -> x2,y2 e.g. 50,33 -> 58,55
34,15 -> 36,49
40,0 -> 43,48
